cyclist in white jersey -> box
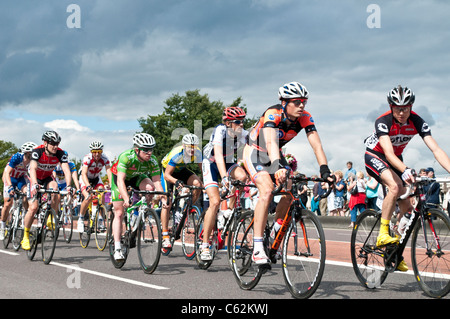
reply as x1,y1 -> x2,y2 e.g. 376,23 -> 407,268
77,141 -> 112,232
200,107 -> 249,261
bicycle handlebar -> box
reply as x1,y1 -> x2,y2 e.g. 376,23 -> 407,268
272,173 -> 335,198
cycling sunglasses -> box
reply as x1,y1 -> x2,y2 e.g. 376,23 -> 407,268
290,98 -> 308,106
139,147 -> 154,153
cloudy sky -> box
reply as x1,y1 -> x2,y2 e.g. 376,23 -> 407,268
1,0 -> 449,176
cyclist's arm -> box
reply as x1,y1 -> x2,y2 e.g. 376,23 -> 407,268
213,144 -> 228,179
423,135 -> 450,173
306,130 -> 328,167
71,170 -> 80,191
163,165 -> 178,185
3,165 -> 13,188
378,135 -> 408,173
105,165 -> 112,187
262,126 -> 280,164
61,162 -> 72,189
29,160 -> 38,187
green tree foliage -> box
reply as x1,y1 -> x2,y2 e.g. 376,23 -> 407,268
138,89 -> 256,162
0,140 -> 20,196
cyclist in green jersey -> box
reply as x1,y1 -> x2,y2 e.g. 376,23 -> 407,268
160,133 -> 203,249
110,133 -> 167,261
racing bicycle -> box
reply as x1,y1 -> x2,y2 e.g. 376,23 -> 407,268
108,189 -> 167,274
3,187 -> 26,251
351,176 -> 450,298
229,174 -> 332,299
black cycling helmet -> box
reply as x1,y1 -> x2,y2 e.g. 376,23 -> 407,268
42,130 -> 61,143
387,85 -> 415,106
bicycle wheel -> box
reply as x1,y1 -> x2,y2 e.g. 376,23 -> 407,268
282,209 -> 326,299
350,209 -> 389,289
12,207 -> 25,251
41,208 -> 58,264
79,209 -> 91,248
61,205 -> 73,243
108,211 -> 128,269
182,206 -> 200,260
194,212 -> 218,270
230,211 -> 265,290
27,227 -> 39,260
411,208 -> 450,298
94,205 -> 108,251
2,209 -> 14,249
137,208 -> 162,274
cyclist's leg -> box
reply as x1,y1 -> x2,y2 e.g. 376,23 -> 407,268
252,172 -> 274,264
78,186 -> 92,231
0,183 -> 14,240
228,164 -> 247,210
201,186 -> 220,260
110,176 -> 126,260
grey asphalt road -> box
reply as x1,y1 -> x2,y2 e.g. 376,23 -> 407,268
0,226 -> 444,303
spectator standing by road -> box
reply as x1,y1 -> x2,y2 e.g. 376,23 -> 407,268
348,171 -> 366,228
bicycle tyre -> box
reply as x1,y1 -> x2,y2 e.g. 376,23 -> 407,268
282,209 -> 326,299
61,205 -> 73,243
94,205 -> 108,251
108,211 -> 128,269
182,206 -> 200,260
230,210 -> 265,290
411,208 -> 450,298
2,209 -> 14,249
27,226 -> 39,261
137,208 -> 162,274
79,208 -> 91,249
350,209 -> 389,289
12,208 -> 25,251
41,208 -> 58,264
194,212 -> 218,270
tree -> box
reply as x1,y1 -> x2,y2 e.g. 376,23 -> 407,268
0,140 -> 19,197
138,89 -> 256,162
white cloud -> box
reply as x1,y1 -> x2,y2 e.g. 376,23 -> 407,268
44,119 -> 91,133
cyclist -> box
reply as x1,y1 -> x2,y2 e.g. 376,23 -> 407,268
242,82 -> 333,265
0,142 -> 37,240
53,156 -> 80,192
21,131 -> 72,250
200,106 -> 249,261
110,133 -> 167,261
77,141 -> 112,232
160,133 -> 203,250
364,85 -> 450,271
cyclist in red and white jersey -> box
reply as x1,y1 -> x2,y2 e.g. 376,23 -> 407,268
22,131 -> 72,250
364,85 -> 450,271
77,141 -> 112,232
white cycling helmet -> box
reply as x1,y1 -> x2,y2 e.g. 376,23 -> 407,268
182,133 -> 199,145
89,141 -> 104,150
133,133 -> 156,149
20,141 -> 37,153
278,82 -> 309,100
387,85 -> 415,106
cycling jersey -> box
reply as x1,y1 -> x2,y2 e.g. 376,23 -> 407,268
161,145 -> 202,171
30,145 -> 68,180
7,153 -> 29,179
111,149 -> 160,179
203,124 -> 248,163
364,110 -> 431,156
81,153 -> 111,179
54,162 -> 77,189
247,104 -> 316,152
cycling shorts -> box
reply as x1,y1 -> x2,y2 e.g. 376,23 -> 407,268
3,176 -> 28,199
161,167 -> 196,193
26,176 -> 55,200
365,149 -> 403,184
80,176 -> 104,192
110,173 -> 149,202
202,158 -> 238,189
242,144 -> 287,183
